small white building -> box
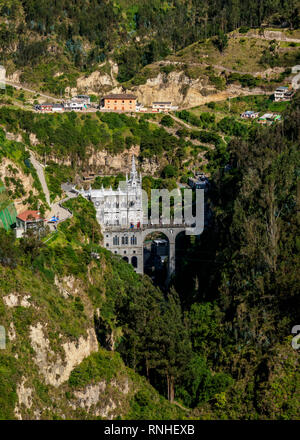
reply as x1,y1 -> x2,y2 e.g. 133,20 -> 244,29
291,65 -> 300,74
152,102 -> 172,112
52,104 -> 64,112
75,95 -> 91,105
136,102 -> 147,112
274,86 -> 292,102
241,110 -> 259,119
64,100 -> 86,111
274,86 -> 288,101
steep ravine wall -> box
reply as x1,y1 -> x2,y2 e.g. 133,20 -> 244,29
45,145 -> 162,176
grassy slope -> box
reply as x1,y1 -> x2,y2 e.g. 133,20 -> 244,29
169,33 -> 300,73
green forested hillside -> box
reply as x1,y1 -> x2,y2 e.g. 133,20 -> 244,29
174,93 -> 300,418
1,0 -> 299,92
0,0 -> 299,421
0,94 -> 299,420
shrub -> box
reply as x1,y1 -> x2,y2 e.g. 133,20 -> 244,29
160,115 -> 174,127
161,164 -> 178,179
239,26 -> 250,34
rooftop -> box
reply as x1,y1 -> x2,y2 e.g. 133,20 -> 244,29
17,210 -> 44,222
260,113 -> 274,118
102,93 -> 137,100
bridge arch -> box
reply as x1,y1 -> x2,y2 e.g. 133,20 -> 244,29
142,227 -> 186,282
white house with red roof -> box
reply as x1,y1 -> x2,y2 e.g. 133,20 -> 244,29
16,210 -> 45,237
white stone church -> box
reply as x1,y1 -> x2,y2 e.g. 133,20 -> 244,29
80,156 -> 145,272
80,155 -> 143,228
79,155 -> 191,276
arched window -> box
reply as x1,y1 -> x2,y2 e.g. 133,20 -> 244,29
131,256 -> 138,268
130,235 -> 137,245
121,236 -> 128,245
123,256 -> 129,263
113,236 -> 119,246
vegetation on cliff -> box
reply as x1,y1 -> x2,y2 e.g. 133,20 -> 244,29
0,93 -> 299,420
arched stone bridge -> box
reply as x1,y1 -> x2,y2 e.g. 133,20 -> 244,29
103,224 -> 187,277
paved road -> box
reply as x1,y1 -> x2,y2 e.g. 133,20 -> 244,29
28,150 -> 77,230
47,188 -> 77,231
28,150 -> 51,207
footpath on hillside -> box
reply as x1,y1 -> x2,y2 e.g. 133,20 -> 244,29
28,150 -> 76,230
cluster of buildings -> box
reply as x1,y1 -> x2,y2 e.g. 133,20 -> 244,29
100,93 -> 178,113
241,110 -> 282,125
34,95 -> 91,113
241,110 -> 281,125
240,81 -> 297,124
35,93 -> 178,114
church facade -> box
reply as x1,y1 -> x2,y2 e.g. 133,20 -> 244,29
79,155 -> 190,276
80,156 -> 145,273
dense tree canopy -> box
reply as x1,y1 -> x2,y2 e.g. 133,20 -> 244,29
0,0 -> 299,82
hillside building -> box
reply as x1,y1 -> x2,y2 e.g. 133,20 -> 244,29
79,155 -> 143,271
241,110 -> 259,119
274,86 -> 294,102
101,94 -> 137,112
75,95 -> 91,105
80,155 -> 143,229
15,210 -> 45,238
152,101 -> 172,112
64,100 -> 86,111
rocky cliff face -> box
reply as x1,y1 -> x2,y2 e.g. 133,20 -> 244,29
70,65 -> 262,109
0,247 -> 180,420
131,71 -> 218,107
0,157 -> 40,213
64,64 -> 222,107
47,145 -> 161,177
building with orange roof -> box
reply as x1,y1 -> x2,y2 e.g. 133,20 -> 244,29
16,210 -> 45,237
